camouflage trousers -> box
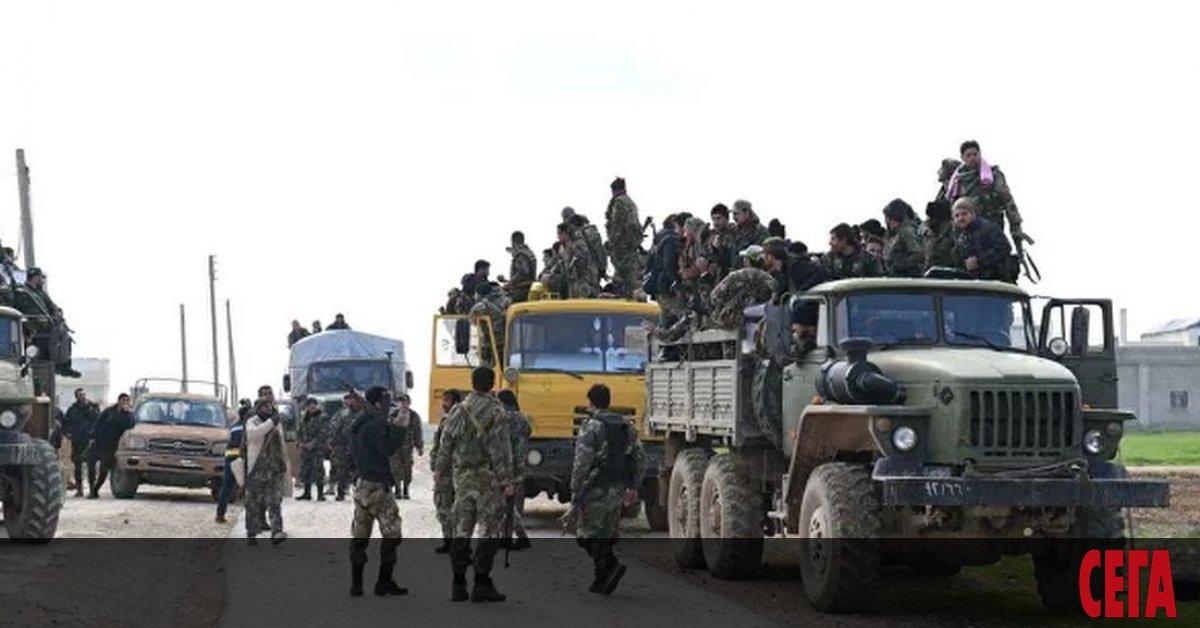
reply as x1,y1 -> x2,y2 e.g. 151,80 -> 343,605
329,448 -> 354,491
350,479 -> 403,565
244,471 -> 284,536
610,245 -> 643,297
450,473 -> 505,575
389,450 -> 414,487
299,448 -> 326,485
575,485 -> 625,540
433,475 -> 455,540
568,277 -> 598,299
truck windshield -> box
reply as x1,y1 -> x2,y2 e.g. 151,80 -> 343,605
136,399 -> 226,427
943,294 -> 1031,352
0,318 -> 21,359
508,312 -> 652,374
308,361 -> 391,393
836,292 -> 1032,352
837,293 -> 938,346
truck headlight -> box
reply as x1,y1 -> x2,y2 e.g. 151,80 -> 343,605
125,435 -> 148,450
892,426 -> 918,452
0,410 -> 18,429
1083,429 -> 1104,455
527,449 -> 543,467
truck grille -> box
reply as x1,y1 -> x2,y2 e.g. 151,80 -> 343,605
147,438 -> 212,456
968,389 -> 1077,458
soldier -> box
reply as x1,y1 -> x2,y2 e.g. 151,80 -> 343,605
62,388 -> 100,497
497,390 -> 532,551
215,410 -> 246,524
238,398 -> 290,545
709,247 -> 776,330
945,140 -> 1025,242
554,222 -> 599,298
790,300 -> 820,360
934,158 -> 961,204
705,203 -> 735,280
570,384 -> 646,595
882,199 -> 924,278
762,244 -> 791,303
730,200 -> 769,266
922,200 -> 958,271
821,223 -> 884,280
463,260 -> 492,297
784,241 -> 828,294
678,217 -> 711,312
864,236 -> 886,267
952,198 -> 1013,281
296,397 -> 329,501
858,219 -> 886,244
387,393 -> 423,499
434,367 -> 514,603
327,313 -> 351,331
564,209 -> 609,284
312,320 -> 323,333
348,385 -> 409,598
287,320 -> 310,348
85,393 -> 134,498
469,282 -> 509,366
431,389 -> 463,554
643,215 -> 680,301
538,244 -> 567,299
605,177 -> 644,297
506,231 -> 538,303
14,267 -> 79,377
328,392 -> 364,501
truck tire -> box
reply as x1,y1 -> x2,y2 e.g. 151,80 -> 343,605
110,469 -> 140,500
669,449 -> 708,568
646,500 -> 669,532
798,462 -> 881,613
699,453 -> 764,579
1034,505 -> 1127,613
2,440 -> 64,543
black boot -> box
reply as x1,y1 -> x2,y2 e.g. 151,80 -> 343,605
435,537 -> 451,554
589,560 -> 607,594
374,563 -> 408,596
316,480 -> 326,501
402,482 -> 410,500
471,574 -> 506,603
336,485 -> 346,501
350,563 -> 365,597
297,485 -> 312,501
602,560 -> 627,596
513,533 -> 531,551
451,573 -> 469,602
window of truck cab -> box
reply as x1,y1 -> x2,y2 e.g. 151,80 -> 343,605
507,312 -> 652,374
833,290 -> 1034,351
1,317 -> 21,360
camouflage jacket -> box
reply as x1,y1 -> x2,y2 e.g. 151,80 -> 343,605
704,225 -> 736,279
575,221 -> 608,280
297,411 -> 330,450
505,409 -> 532,483
605,193 -> 642,250
920,219 -> 958,270
469,293 -> 509,344
730,217 -> 769,265
709,267 -> 775,329
389,409 -> 424,455
13,286 -> 60,330
820,248 -> 884,280
884,218 -> 925,278
433,392 -> 514,487
327,408 -> 357,451
954,217 -> 1012,281
508,243 -> 538,289
570,410 -> 646,496
947,165 -> 1022,233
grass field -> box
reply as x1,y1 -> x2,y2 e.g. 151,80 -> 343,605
1120,431 -> 1200,466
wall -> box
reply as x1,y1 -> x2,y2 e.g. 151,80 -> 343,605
1117,345 -> 1200,430
54,357 -> 111,410
1139,328 -> 1200,346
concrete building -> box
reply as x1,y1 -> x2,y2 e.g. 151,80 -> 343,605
54,357 -> 111,410
1139,318 -> 1200,346
1117,342 -> 1200,430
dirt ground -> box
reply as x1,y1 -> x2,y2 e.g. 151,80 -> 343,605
1129,467 -> 1200,538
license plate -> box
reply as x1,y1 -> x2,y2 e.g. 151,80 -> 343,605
178,459 -> 200,468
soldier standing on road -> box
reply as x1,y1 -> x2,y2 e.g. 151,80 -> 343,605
328,392 -> 364,501
85,393 -> 135,499
296,397 -> 330,501
238,398 -> 291,545
434,367 -> 514,603
506,231 -> 538,303
348,385 -> 409,598
570,384 -> 646,595
431,389 -> 463,554
63,388 -> 100,497
605,177 -> 644,298
497,390 -> 532,551
388,393 -> 423,499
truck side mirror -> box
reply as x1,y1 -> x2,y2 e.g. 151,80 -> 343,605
1070,306 -> 1090,356
454,319 -> 472,356
282,374 -> 292,393
405,371 -> 414,390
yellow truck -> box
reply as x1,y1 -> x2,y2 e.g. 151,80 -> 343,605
428,295 -> 667,529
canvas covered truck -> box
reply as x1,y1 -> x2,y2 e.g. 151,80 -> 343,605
284,330 -> 413,417
429,296 -> 668,529
647,278 -> 1170,612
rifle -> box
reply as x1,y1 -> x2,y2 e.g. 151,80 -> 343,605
1012,230 -> 1041,283
558,467 -> 600,534
502,493 -> 516,568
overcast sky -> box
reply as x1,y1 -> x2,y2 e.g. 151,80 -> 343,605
1,1 -> 1197,413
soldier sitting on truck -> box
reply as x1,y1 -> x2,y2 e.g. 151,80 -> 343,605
469,282 -> 509,367
952,197 -> 1013,282
13,267 -> 81,378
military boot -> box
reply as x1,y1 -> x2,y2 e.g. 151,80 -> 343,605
434,537 -> 451,554
336,485 -> 346,502
471,574 -> 507,603
374,563 -> 408,597
451,573 -> 469,602
297,485 -> 312,501
316,480 -> 327,501
602,560 -> 628,595
350,563 -> 365,598
402,482 -> 410,500
588,561 -> 607,594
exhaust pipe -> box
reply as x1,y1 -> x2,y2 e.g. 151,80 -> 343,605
816,338 -> 906,405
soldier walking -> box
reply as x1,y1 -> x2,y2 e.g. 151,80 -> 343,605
296,397 -> 330,501
569,384 -> 646,595
433,367 -> 514,603
62,389 -> 99,497
431,389 -> 462,554
497,390 -> 532,551
86,393 -> 135,498
348,386 -> 409,598
388,393 -> 423,499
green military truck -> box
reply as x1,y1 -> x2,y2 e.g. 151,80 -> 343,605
646,278 -> 1169,613
0,305 -> 63,542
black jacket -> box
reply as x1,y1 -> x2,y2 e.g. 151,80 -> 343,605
787,256 -> 828,293
63,400 -> 100,443
350,407 -> 407,485
93,406 -> 135,454
644,230 -> 680,298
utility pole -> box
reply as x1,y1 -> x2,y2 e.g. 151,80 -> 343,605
208,255 -> 220,398
180,304 -> 189,393
15,149 -> 35,268
226,299 -> 238,405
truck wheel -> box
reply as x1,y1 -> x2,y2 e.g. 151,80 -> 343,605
669,449 -> 708,568
2,440 -> 64,543
699,453 -> 764,579
646,500 -> 669,532
798,462 -> 881,613
110,469 -> 140,500
1034,506 -> 1127,612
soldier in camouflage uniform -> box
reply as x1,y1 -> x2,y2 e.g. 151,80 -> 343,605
468,282 -> 510,367
730,200 -> 769,268
328,392 -> 364,501
431,389 -> 463,554
387,394 -> 423,499
564,208 -> 609,285
945,140 -> 1025,242
497,390 -> 532,550
241,398 -> 289,545
821,223 -> 884,280
552,222 -> 599,298
348,386 -> 409,598
506,231 -> 538,303
705,204 -> 735,281
678,216 -> 712,313
570,384 -> 646,595
433,367 -> 515,603
708,246 -> 776,330
882,199 -> 925,278
605,177 -> 644,297
13,267 -> 79,377
296,397 -> 330,501
921,199 -> 958,271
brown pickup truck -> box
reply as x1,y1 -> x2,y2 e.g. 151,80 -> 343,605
110,391 -> 234,500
